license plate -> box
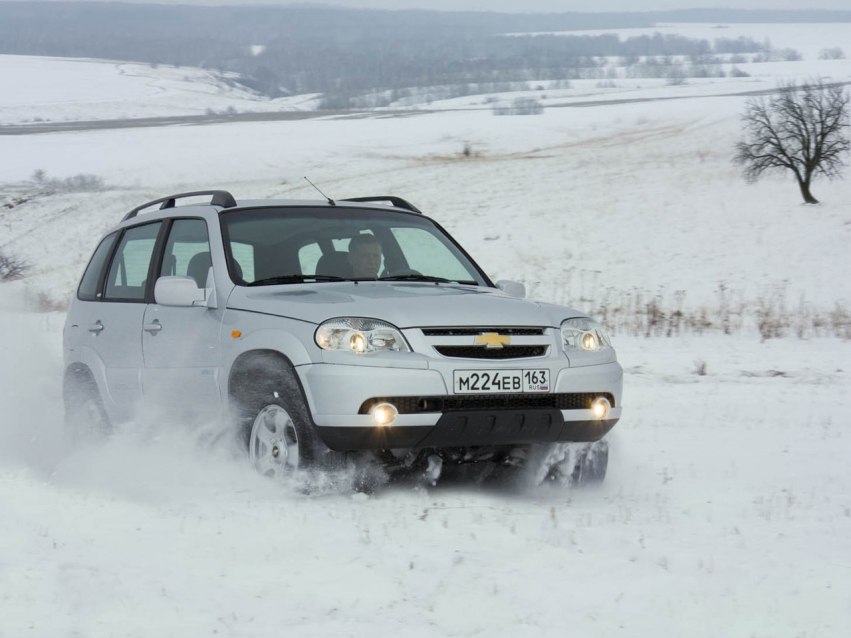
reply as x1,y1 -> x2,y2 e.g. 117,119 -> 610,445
453,369 -> 550,394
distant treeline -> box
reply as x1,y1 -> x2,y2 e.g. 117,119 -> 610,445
1,3 -> 848,102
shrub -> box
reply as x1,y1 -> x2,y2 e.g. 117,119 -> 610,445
31,290 -> 67,312
0,252 -> 31,281
492,97 -> 544,116
666,69 -> 687,85
30,170 -> 106,194
818,47 -> 845,60
549,277 -> 848,340
779,48 -> 803,62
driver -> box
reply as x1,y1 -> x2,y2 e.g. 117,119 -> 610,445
347,234 -> 382,279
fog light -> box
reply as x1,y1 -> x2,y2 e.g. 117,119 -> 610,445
591,396 -> 611,420
371,403 -> 398,426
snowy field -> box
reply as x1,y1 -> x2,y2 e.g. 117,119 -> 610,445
2,283 -> 849,637
1,20 -> 851,637
3,88 -> 850,311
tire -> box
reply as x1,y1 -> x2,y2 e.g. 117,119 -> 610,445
232,357 -> 342,478
570,439 -> 609,486
64,368 -> 110,443
526,439 -> 609,487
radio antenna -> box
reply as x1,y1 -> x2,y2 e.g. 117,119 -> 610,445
304,176 -> 336,206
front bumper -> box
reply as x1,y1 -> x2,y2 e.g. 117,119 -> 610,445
316,413 -> 620,451
297,359 -> 623,451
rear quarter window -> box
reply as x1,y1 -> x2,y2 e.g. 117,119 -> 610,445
77,232 -> 119,301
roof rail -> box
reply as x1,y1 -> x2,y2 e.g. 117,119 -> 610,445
122,190 -> 237,221
340,196 -> 421,214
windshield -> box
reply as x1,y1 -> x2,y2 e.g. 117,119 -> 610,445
220,206 -> 490,287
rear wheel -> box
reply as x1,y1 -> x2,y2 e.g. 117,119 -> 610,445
64,369 -> 110,442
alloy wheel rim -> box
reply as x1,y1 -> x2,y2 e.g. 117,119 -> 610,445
249,404 -> 300,477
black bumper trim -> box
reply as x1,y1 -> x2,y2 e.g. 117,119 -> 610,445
317,425 -> 433,451
316,410 -> 619,451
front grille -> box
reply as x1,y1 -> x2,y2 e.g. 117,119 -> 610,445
422,327 -> 546,336
434,345 -> 548,359
359,393 -> 615,414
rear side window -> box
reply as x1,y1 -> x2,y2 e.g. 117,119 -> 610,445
104,222 -> 162,302
77,232 -> 118,301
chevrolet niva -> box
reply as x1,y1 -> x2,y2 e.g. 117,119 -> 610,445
63,191 -> 622,484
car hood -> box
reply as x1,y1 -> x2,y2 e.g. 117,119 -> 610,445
226,282 -> 579,328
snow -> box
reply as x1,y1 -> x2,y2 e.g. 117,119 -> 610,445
1,288 -> 849,636
1,21 -> 851,637
3,94 -> 850,310
0,55 -> 320,126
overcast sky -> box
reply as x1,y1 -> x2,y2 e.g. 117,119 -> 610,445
276,1 -> 850,10
6,1 -> 851,12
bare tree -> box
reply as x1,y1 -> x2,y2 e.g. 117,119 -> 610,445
734,81 -> 850,204
0,252 -> 31,281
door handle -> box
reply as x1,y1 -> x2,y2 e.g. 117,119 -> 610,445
143,320 -> 162,334
88,321 -> 104,334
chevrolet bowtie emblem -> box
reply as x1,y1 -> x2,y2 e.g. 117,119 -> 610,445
475,333 -> 511,349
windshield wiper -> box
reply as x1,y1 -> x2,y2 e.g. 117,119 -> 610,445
246,274 -> 350,286
378,274 -> 478,285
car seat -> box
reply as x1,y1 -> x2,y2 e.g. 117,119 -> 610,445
187,251 -> 212,287
315,251 -> 353,278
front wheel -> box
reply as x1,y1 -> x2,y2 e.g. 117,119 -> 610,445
526,439 -> 609,487
570,439 -> 609,486
234,358 -> 343,478
248,403 -> 304,478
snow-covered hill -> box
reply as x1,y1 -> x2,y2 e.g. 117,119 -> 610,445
1,21 -> 851,638
0,55 -> 320,126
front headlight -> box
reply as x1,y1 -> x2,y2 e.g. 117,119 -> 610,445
315,317 -> 411,354
560,317 -> 612,352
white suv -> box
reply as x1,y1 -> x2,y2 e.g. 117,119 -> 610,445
63,191 -> 623,482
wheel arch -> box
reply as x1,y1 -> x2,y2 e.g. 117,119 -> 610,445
64,361 -> 94,380
64,344 -> 118,418
227,349 -> 311,415
63,362 -> 98,403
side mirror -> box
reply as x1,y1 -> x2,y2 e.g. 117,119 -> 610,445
495,280 -> 526,299
155,276 -> 206,307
